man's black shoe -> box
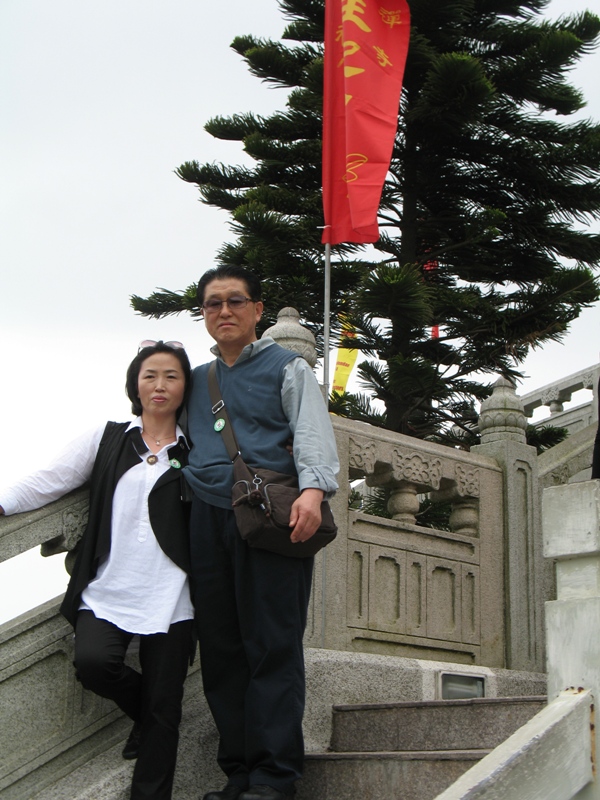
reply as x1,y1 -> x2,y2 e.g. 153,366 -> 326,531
239,787 -> 293,800
121,721 -> 142,760
202,787 -> 245,800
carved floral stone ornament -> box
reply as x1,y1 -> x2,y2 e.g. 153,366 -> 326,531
391,450 -> 442,490
62,504 -> 89,550
348,437 -> 376,474
582,371 -> 595,390
40,501 -> 89,558
455,464 -> 480,497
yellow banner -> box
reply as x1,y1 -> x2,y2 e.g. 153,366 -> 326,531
331,317 -> 359,394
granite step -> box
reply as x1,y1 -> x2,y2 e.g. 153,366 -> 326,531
298,749 -> 489,800
330,695 -> 547,753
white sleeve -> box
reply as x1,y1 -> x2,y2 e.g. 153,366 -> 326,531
0,424 -> 106,515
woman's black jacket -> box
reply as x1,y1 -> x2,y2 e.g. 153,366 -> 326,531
60,422 -> 191,627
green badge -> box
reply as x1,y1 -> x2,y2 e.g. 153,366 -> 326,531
214,418 -> 226,432
169,458 -> 181,469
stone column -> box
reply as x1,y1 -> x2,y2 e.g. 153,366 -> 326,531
544,480 -> 600,799
262,307 -> 336,648
473,377 -> 545,672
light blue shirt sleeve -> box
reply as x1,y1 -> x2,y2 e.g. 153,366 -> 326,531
281,358 -> 339,497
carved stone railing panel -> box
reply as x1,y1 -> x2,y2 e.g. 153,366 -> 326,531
349,430 -> 484,534
321,415 -> 504,666
345,534 -> 481,651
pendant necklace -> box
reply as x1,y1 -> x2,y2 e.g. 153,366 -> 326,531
142,429 -> 175,463
142,429 -> 175,446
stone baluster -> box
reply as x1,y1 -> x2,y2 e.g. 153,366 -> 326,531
387,480 -> 420,525
448,497 -> 479,536
429,463 -> 481,537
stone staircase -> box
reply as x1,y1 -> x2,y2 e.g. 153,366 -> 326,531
28,659 -> 546,800
297,696 -> 547,800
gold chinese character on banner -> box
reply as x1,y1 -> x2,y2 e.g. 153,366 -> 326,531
373,46 -> 392,67
339,40 -> 365,78
339,40 -> 361,63
379,8 -> 405,28
342,0 -> 372,32
343,153 -> 368,183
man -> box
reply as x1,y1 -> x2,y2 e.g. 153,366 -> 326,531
184,266 -> 339,800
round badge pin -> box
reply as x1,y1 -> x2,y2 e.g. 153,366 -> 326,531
169,458 -> 181,469
214,418 -> 226,432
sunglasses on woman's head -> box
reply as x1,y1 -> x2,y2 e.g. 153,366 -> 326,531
138,340 -> 185,352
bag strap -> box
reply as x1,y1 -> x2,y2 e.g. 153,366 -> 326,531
207,361 -> 242,464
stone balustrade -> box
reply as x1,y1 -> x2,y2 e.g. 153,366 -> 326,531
306,416 -> 505,669
520,364 -> 599,434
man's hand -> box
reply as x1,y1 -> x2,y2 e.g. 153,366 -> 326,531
289,488 -> 324,543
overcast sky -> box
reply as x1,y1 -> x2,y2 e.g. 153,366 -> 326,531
1,0 -> 599,623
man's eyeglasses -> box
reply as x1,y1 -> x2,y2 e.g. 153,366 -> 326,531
138,340 -> 185,352
201,296 -> 254,314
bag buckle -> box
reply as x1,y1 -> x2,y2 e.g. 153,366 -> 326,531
211,400 -> 224,415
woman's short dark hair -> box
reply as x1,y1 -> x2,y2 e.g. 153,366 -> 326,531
125,341 -> 192,418
197,266 -> 262,306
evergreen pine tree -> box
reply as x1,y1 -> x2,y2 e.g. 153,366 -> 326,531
132,0 -> 600,444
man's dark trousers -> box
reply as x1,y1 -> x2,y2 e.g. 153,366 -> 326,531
190,497 -> 313,794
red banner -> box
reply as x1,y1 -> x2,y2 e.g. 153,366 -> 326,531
322,0 -> 411,244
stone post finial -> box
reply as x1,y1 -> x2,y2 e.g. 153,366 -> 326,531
262,307 -> 318,367
478,376 -> 528,444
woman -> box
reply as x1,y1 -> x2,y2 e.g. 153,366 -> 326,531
0,340 -> 194,800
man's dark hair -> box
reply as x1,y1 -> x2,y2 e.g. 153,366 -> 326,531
197,266 -> 262,306
125,341 -> 192,418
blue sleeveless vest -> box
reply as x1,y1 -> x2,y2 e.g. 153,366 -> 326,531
183,343 -> 299,509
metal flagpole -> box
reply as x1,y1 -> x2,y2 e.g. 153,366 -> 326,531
323,242 -> 332,402
322,240 -> 332,649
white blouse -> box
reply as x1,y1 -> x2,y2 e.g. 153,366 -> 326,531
0,419 -> 194,634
